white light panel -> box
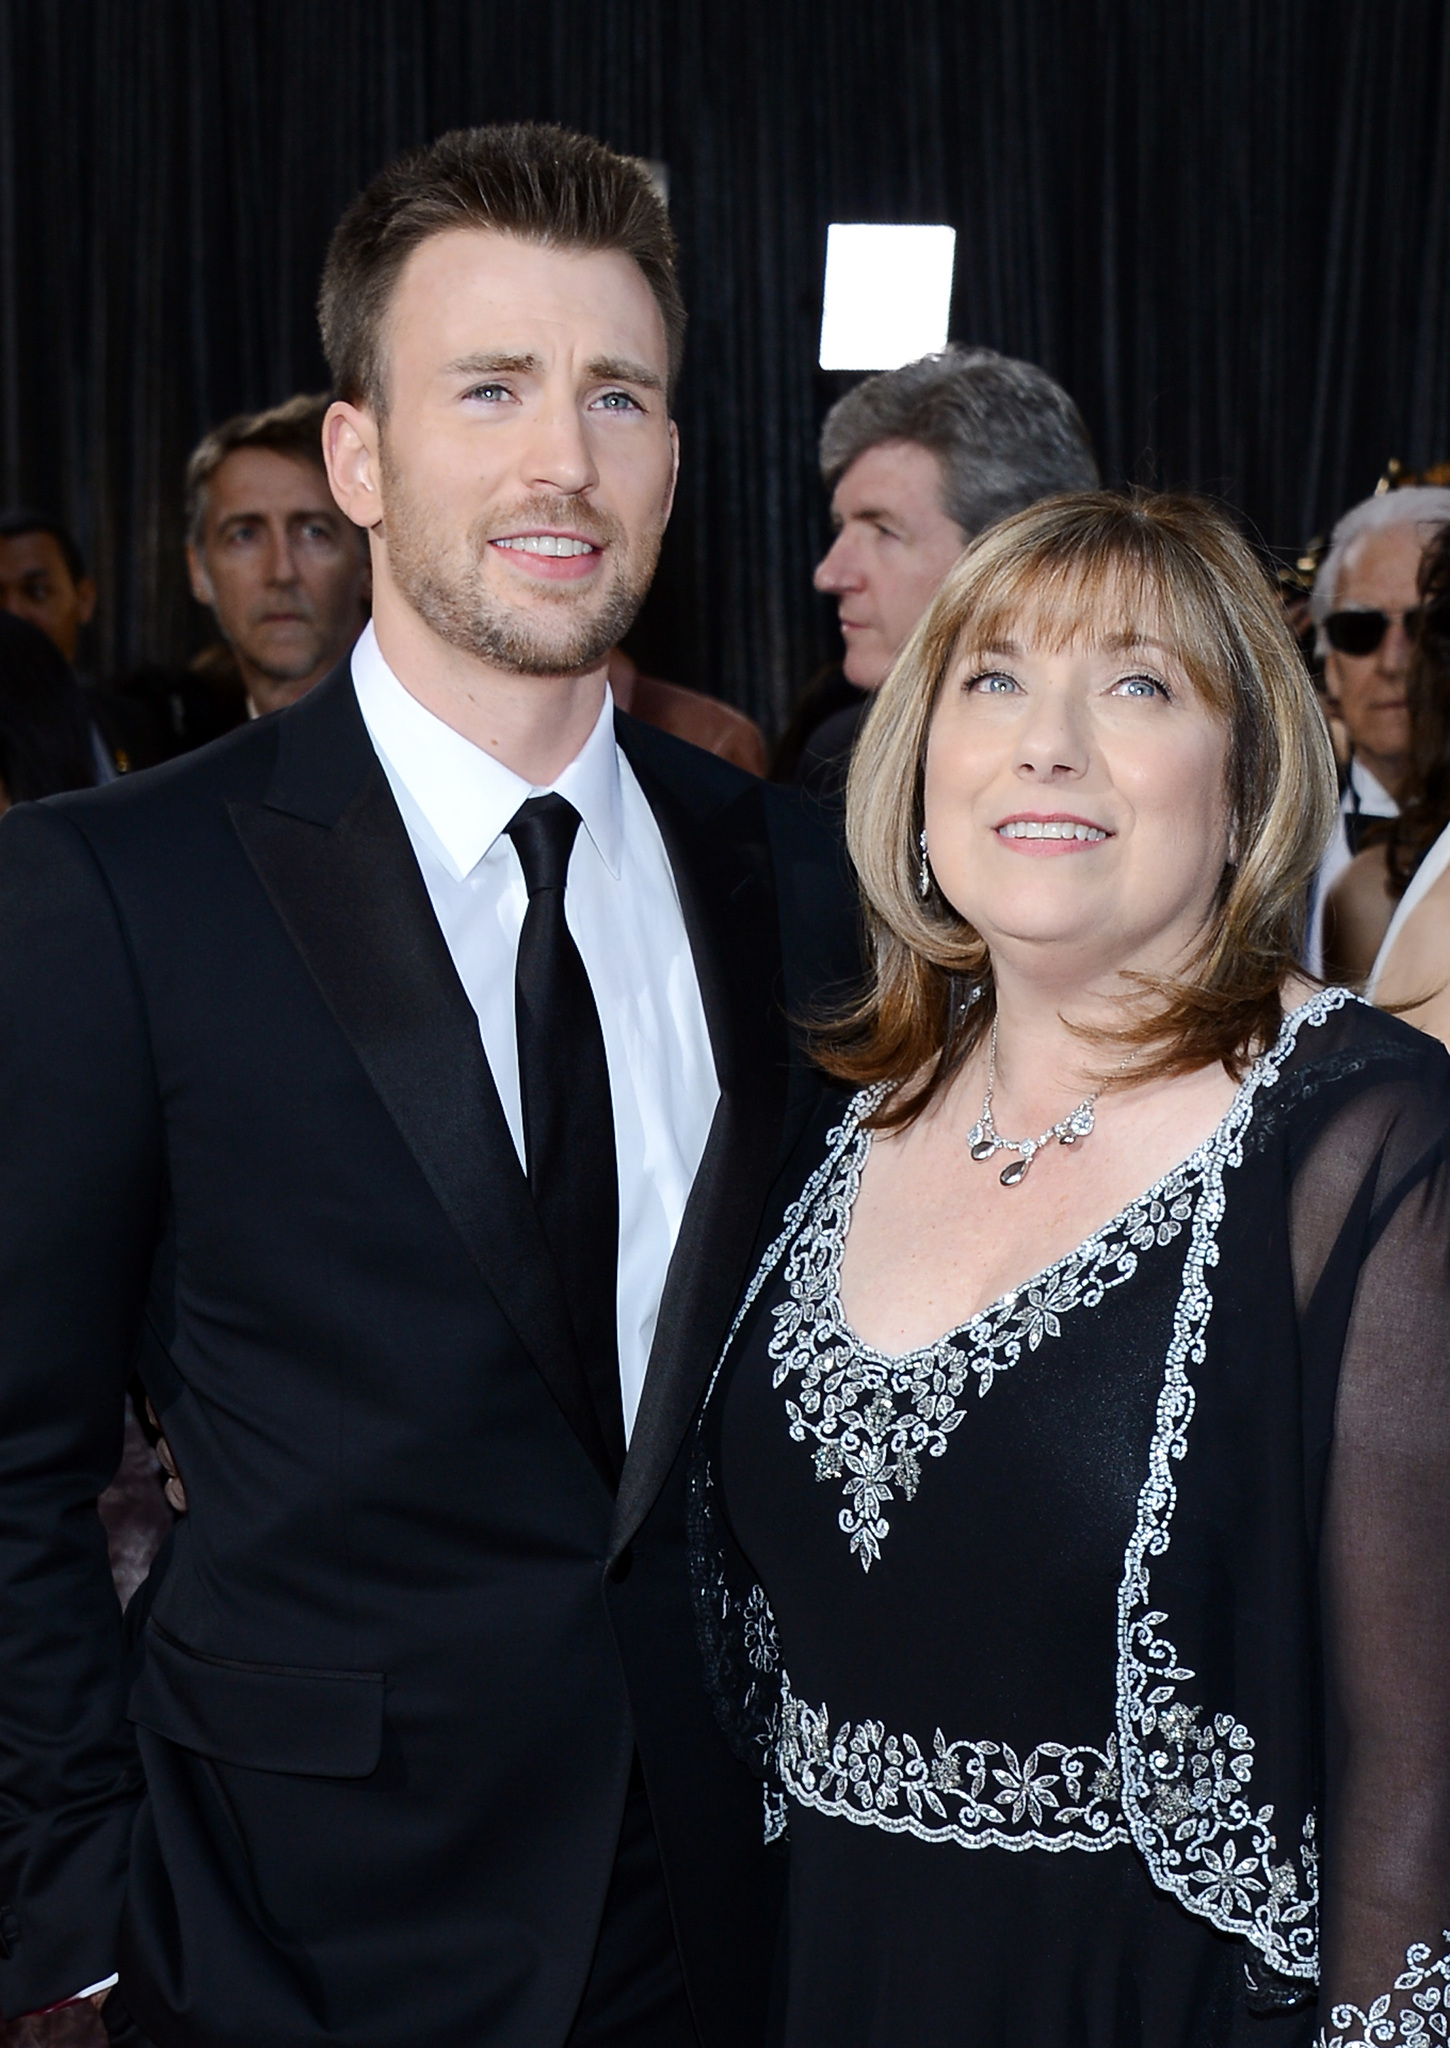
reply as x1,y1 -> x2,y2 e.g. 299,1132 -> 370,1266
818,223 -> 956,371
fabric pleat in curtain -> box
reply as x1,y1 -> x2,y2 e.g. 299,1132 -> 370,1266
2,0 -> 1448,732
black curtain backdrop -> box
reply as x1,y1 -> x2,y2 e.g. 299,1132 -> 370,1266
2,0 -> 1449,730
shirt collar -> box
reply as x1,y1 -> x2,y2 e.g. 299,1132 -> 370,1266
1345,754 -> 1398,817
350,620 -> 623,881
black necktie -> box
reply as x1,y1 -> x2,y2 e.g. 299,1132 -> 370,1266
506,794 -> 625,1479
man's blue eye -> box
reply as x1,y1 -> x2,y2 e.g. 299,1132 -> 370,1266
596,390 -> 642,411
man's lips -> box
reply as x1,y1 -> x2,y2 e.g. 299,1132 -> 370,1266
489,530 -> 604,582
993,811 -> 1112,854
487,528 -> 602,585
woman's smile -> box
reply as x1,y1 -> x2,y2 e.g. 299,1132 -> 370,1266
993,810 -> 1113,853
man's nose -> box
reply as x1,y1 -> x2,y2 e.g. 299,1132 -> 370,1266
1378,615 -> 1414,676
814,535 -> 860,594
521,399 -> 598,497
263,529 -> 302,586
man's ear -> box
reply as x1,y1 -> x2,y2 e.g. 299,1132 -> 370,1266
657,418 -> 680,529
74,575 -> 98,628
325,401 -> 383,532
185,542 -> 215,609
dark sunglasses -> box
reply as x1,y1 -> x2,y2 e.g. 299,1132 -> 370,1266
1323,606 -> 1424,657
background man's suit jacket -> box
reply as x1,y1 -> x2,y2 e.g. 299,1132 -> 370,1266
0,667 -> 859,2048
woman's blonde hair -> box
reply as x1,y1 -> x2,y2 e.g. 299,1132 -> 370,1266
819,491 -> 1339,1129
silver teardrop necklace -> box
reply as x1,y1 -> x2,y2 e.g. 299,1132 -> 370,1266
967,1015 -> 1132,1187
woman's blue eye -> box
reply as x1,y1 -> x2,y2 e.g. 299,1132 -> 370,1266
1115,674 -> 1166,699
970,672 -> 1019,694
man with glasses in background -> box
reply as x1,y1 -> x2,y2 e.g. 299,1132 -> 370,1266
1306,485 -> 1450,975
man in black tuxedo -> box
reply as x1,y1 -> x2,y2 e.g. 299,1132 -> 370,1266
0,124 -> 855,2048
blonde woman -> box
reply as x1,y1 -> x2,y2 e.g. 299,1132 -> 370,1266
691,495 -> 1450,2048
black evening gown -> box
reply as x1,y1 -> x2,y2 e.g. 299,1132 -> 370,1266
692,992 -> 1450,2048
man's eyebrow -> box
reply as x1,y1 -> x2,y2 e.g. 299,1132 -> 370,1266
831,502 -> 901,529
585,355 -> 665,393
442,351 -> 541,378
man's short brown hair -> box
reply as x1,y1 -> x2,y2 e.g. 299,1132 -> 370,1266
185,392 -> 332,547
317,123 -> 685,417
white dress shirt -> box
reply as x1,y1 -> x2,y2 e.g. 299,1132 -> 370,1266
351,623 -> 719,1441
1304,756 -> 1399,977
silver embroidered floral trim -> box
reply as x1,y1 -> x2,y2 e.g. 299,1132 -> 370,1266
741,1583 -> 779,1674
1316,1934 -> 1450,2046
698,1090 -> 879,1424
777,1671 -> 1128,1851
766,1094 -> 1199,1570
1115,987 -> 1357,1982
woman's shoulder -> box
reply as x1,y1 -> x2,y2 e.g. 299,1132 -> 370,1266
1322,843 -> 1394,984
1330,839 -> 1391,900
760,1077 -> 863,1224
1256,988 -> 1450,1165
1370,854 -> 1450,1029
1281,985 -> 1448,1074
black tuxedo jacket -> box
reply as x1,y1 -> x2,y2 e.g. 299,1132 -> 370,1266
0,666 -> 859,2048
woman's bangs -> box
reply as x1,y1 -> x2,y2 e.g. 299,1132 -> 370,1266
950,542 -> 1176,668
947,531 -> 1234,718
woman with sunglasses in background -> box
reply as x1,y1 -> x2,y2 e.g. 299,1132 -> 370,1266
1308,488 -> 1450,981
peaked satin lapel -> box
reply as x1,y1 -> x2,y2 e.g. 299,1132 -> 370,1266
610,719 -> 791,1549
229,668 -> 618,1492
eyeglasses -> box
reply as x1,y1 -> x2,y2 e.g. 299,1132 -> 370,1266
1323,607 -> 1424,657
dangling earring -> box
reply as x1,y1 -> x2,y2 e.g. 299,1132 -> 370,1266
918,827 -> 931,899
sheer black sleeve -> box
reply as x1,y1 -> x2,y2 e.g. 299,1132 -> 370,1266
1303,1063 -> 1450,2045
688,1437 -> 788,1846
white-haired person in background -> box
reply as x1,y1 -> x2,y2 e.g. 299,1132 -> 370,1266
1352,521 -> 1450,1032
1307,485 -> 1450,977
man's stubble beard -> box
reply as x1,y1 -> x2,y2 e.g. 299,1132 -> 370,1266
379,442 -> 662,678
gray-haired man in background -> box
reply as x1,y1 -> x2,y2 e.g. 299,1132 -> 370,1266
797,346 -> 1099,800
186,393 -> 372,721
